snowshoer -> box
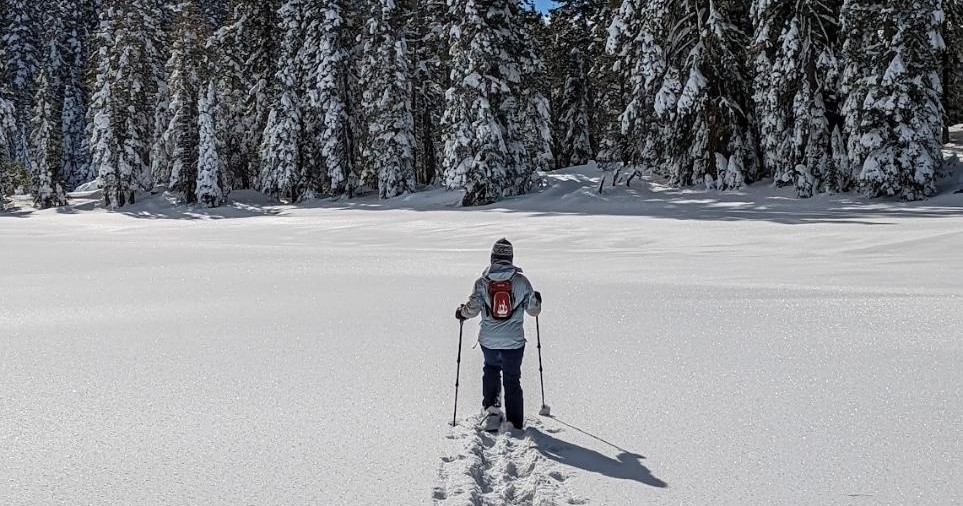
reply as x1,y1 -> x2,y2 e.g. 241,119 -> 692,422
456,238 -> 541,431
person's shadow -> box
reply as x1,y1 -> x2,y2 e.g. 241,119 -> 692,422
528,417 -> 668,489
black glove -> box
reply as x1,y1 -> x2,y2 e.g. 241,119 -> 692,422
455,305 -> 467,321
534,291 -> 542,303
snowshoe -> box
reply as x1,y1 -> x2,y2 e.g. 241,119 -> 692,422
479,406 -> 505,433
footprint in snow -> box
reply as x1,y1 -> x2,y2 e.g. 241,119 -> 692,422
433,416 -> 586,506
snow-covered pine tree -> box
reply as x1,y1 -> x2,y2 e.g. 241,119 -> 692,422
942,0 -> 963,129
162,2 -> 208,203
359,0 -> 416,199
196,80 -> 228,206
0,88 -> 17,202
558,49 -> 592,167
588,0 -> 625,166
840,0 -> 945,200
300,0 -> 352,197
118,0 -> 165,194
88,0 -> 164,208
258,0 -> 354,202
209,0 -> 279,190
87,6 -> 120,206
149,71 -> 173,187
750,0 -> 844,196
609,0 -> 759,189
838,0 -> 876,190
207,9 -> 246,191
409,0 -> 448,185
550,0 -> 594,167
2,0 -> 40,168
340,1 -> 366,197
30,66 -> 68,208
29,6 -> 68,208
442,0 -> 535,206
258,0 -> 304,201
443,0 -> 506,203
516,6 -> 555,176
606,0 -> 656,168
61,4 -> 93,191
143,0 -> 168,192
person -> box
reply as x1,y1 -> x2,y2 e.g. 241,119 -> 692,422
456,238 -> 541,430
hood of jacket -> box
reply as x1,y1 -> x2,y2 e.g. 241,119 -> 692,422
482,261 -> 522,282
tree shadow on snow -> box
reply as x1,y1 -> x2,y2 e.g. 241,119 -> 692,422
0,208 -> 32,217
528,419 -> 668,489
0,190 -> 286,220
116,202 -> 284,220
305,173 -> 963,226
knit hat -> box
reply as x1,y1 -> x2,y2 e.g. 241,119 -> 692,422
491,238 -> 514,263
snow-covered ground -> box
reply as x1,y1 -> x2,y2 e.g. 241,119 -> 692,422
2,162 -> 962,505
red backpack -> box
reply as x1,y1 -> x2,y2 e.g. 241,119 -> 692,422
488,278 -> 514,320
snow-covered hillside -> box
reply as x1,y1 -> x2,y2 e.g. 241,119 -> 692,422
1,166 -> 961,505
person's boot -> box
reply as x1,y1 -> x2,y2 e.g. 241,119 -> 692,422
480,406 -> 504,432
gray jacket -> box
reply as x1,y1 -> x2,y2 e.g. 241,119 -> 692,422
460,261 -> 541,350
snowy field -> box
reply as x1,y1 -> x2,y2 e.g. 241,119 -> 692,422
2,163 -> 962,505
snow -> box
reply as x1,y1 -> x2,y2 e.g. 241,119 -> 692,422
436,418 -> 589,505
2,160 -> 963,504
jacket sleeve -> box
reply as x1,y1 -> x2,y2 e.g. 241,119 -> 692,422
521,276 -> 541,317
461,278 -> 486,319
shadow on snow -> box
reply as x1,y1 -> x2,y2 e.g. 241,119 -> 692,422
4,168 -> 963,225
531,416 -> 668,489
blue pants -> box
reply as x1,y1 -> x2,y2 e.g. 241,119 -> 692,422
481,345 -> 525,428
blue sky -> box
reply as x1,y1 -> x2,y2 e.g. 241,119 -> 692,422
533,0 -> 557,13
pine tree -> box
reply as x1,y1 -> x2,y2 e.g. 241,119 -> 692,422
139,0 -> 167,192
300,0 -> 352,197
443,0 -> 537,206
609,0 -> 759,189
29,7 -> 68,208
557,48 -> 592,167
589,0 -> 625,165
162,2 -> 208,204
2,0 -> 40,168
61,7 -> 93,191
409,0 -> 448,185
942,0 -> 963,129
838,0 -> 876,191
215,0 -> 279,190
149,71 -> 173,187
258,0 -> 304,201
0,90 -> 17,202
339,0 -> 365,196
30,66 -> 68,208
750,0 -> 844,196
207,2 -> 255,190
549,0 -> 594,167
517,7 -> 555,176
606,0 -> 660,168
196,80 -> 228,206
359,0 -> 416,199
257,0 -> 354,202
841,0 -> 944,200
89,0 -> 163,208
88,7 -> 120,206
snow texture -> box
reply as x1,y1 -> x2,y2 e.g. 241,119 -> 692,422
1,158 -> 962,504
434,417 -> 588,505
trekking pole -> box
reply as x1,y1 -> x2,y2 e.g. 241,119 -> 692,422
536,315 -> 551,416
452,320 -> 465,426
